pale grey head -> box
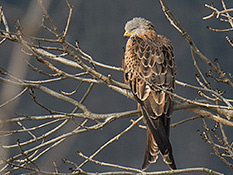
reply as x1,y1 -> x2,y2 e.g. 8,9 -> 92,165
124,17 -> 154,37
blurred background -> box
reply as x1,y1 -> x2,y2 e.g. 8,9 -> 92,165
0,0 -> 232,174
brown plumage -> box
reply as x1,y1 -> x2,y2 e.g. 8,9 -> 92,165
123,17 -> 176,170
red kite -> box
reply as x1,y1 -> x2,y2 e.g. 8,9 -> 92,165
123,17 -> 176,170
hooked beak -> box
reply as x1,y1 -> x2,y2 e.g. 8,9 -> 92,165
123,31 -> 133,38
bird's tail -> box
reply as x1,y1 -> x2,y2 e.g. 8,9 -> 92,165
142,127 -> 159,171
140,105 -> 176,170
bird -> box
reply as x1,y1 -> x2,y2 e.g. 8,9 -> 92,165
122,17 -> 177,170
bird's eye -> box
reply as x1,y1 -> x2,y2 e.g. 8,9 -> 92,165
130,27 -> 136,32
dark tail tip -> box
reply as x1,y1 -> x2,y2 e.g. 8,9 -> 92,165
169,162 -> 177,170
163,150 -> 177,170
141,162 -> 149,171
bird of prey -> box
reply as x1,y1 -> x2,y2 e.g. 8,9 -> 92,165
123,17 -> 176,170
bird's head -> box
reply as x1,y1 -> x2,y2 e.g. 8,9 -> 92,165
124,17 -> 154,38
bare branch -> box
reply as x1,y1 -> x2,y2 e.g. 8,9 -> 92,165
159,0 -> 233,89
0,1 -> 232,174
0,87 -> 28,108
77,116 -> 143,169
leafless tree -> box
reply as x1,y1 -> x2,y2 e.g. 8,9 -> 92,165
0,0 -> 232,174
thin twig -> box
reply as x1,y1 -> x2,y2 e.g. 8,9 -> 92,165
0,87 -> 28,108
159,0 -> 233,89
78,116 -> 143,169
76,151 -> 142,173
